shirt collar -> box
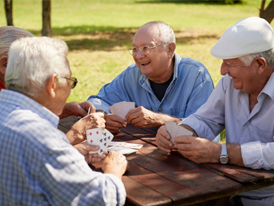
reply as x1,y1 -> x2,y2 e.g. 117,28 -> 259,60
0,89 -> 59,128
260,72 -> 274,102
139,52 -> 181,83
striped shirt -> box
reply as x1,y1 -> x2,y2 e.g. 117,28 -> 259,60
0,89 -> 126,206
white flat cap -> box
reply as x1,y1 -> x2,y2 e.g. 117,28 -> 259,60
211,17 -> 274,59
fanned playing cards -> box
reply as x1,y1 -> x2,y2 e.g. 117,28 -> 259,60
165,122 -> 193,144
109,101 -> 135,119
86,128 -> 114,156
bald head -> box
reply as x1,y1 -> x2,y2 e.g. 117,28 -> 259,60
135,21 -> 176,45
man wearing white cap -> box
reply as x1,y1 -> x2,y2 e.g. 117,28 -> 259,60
156,17 -> 274,205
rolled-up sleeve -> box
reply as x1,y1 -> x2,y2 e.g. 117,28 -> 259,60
241,141 -> 274,170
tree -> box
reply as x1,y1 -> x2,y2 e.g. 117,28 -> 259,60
259,0 -> 274,23
4,0 -> 13,26
42,0 -> 52,37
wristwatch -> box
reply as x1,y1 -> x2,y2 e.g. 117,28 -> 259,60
219,144 -> 229,164
96,109 -> 107,119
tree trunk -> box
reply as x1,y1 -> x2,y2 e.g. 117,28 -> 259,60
42,0 -> 52,37
4,0 -> 13,26
260,0 -> 274,24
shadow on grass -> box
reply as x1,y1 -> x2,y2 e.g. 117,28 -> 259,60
134,0 -> 245,5
28,25 -> 220,51
28,25 -> 137,37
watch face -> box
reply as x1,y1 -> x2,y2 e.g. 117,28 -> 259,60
220,156 -> 229,164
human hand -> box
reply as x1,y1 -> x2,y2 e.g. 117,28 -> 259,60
156,125 -> 174,153
74,140 -> 107,164
173,136 -> 220,164
105,114 -> 126,134
125,106 -> 162,128
101,151 -> 128,180
60,101 -> 96,119
67,113 -> 105,145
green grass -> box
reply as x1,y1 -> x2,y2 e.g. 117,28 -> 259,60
1,0 -> 272,142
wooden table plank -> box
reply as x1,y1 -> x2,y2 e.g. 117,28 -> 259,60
126,151 -> 242,205
123,175 -> 172,206
204,163 -> 274,183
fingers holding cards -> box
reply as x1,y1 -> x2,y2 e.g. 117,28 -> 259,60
165,122 -> 193,144
109,101 -> 135,120
86,128 -> 114,156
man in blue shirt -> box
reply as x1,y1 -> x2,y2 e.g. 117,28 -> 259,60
88,21 -> 214,134
0,36 -> 128,205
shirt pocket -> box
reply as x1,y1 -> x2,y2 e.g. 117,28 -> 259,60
254,126 -> 273,143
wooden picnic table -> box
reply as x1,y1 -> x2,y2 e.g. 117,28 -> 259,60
59,116 -> 274,206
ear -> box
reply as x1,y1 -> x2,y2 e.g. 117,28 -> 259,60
45,73 -> 58,98
167,42 -> 176,58
0,56 -> 8,76
255,57 -> 267,75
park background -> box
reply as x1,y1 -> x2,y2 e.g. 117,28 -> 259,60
1,0 -> 273,141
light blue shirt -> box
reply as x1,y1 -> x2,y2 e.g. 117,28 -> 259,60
0,89 -> 126,206
88,53 -> 214,120
182,73 -> 274,205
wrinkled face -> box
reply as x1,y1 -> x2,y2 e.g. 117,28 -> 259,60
220,58 -> 259,95
132,25 -> 171,82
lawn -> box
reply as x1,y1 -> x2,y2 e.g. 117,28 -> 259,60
0,0 -> 272,141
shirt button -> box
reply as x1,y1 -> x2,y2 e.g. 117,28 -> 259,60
158,108 -> 162,111
246,121 -> 250,125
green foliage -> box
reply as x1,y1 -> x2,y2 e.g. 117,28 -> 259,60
0,0 -> 270,103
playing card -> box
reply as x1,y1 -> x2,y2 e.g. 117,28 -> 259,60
109,141 -> 143,149
121,143 -> 143,149
86,128 -> 101,145
108,141 -> 126,146
97,129 -> 114,156
165,122 -> 193,144
109,101 -> 135,119
107,146 -> 137,156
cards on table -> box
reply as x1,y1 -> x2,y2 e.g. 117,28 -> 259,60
107,147 -> 137,156
165,122 -> 193,144
109,101 -> 135,119
86,128 -> 114,156
108,141 -> 143,156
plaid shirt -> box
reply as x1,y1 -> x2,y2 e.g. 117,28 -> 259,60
0,89 -> 126,206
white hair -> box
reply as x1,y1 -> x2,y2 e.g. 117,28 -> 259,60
239,48 -> 274,67
5,37 -> 70,97
142,21 -> 176,45
0,26 -> 34,58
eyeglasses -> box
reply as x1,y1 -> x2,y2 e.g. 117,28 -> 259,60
128,43 -> 166,56
64,77 -> 78,89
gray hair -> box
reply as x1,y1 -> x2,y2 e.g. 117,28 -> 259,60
239,48 -> 274,67
0,26 -> 34,58
142,21 -> 176,45
5,37 -> 70,97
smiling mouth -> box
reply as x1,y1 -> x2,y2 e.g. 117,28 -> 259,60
141,62 -> 150,66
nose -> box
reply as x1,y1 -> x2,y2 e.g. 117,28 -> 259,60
135,49 -> 145,59
220,61 -> 229,76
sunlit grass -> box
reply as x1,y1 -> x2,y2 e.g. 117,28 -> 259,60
1,0 -> 272,142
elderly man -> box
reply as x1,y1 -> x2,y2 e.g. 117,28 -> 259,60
88,21 -> 214,134
0,26 -> 105,163
0,37 -> 128,205
156,17 -> 274,205
0,26 -> 92,118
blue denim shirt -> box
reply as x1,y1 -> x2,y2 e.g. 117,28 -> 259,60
88,53 -> 214,119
